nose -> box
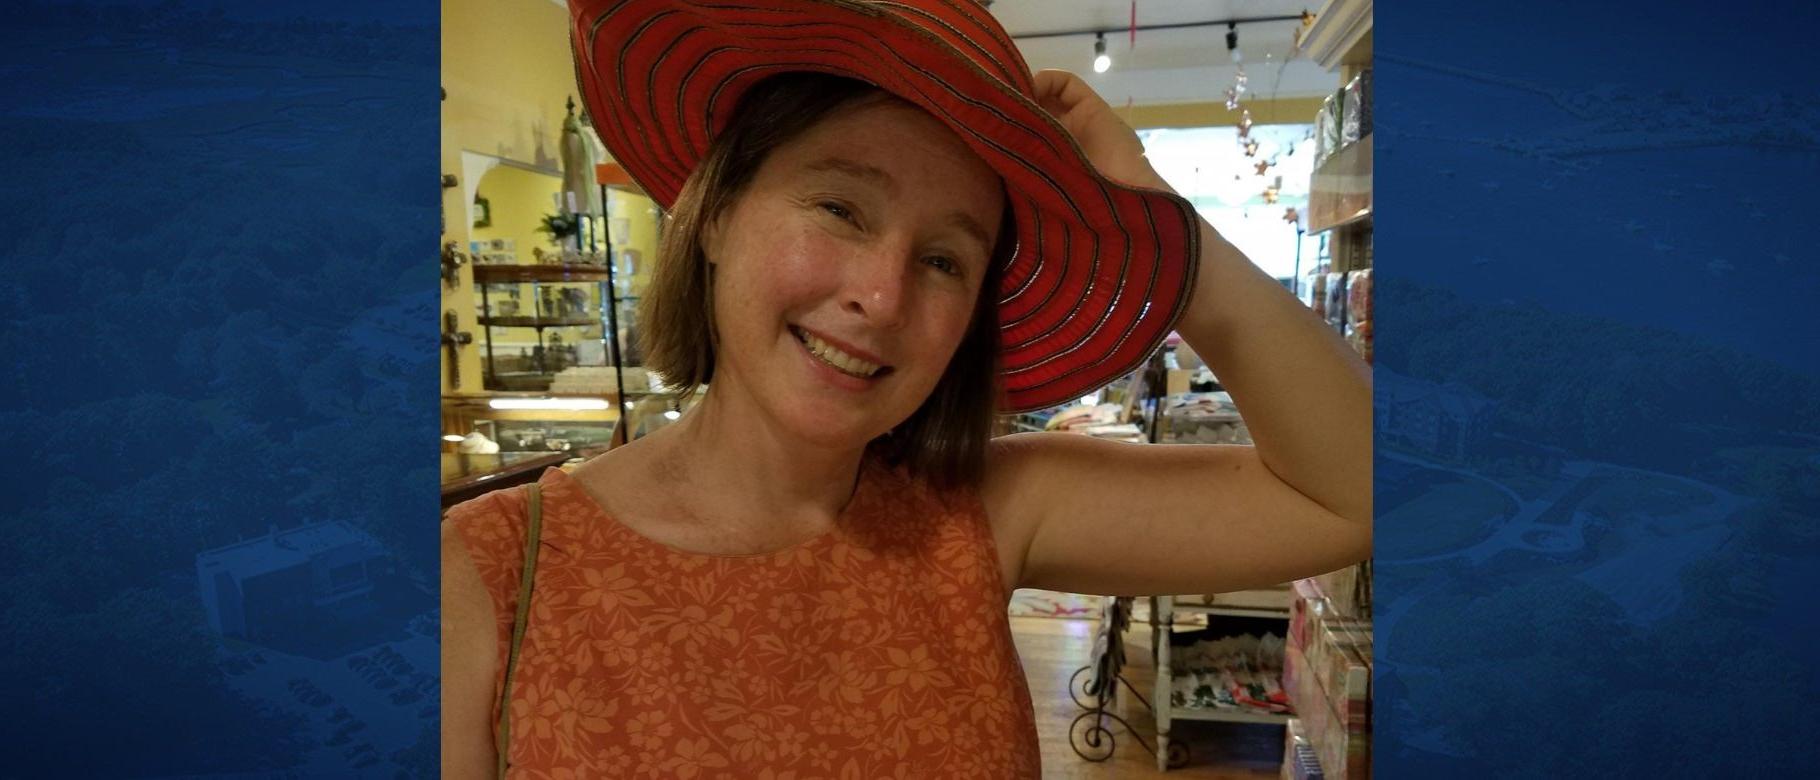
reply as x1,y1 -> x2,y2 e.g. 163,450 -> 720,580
841,242 -> 912,330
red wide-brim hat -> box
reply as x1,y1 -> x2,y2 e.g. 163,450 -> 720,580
570,0 -> 1200,413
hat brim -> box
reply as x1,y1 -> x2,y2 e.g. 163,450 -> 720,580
572,0 -> 1200,413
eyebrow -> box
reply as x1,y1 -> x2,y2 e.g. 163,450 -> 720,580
802,156 -> 994,254
803,157 -> 897,195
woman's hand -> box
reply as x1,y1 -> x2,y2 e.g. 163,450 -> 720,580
1031,69 -> 1172,192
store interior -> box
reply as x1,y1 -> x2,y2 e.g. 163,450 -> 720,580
440,0 -> 1372,776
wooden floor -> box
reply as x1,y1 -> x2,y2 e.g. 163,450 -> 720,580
1009,617 -> 1283,779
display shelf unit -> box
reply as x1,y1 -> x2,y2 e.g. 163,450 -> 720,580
471,263 -> 622,392
1150,594 -> 1294,770
1068,593 -> 1295,772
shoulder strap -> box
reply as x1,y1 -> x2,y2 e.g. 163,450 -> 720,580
495,482 -> 543,779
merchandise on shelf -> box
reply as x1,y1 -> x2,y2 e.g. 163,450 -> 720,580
1286,580 -> 1372,780
1309,272 -> 1329,320
1281,716 -> 1324,778
1160,391 -> 1251,445
1341,71 -> 1371,145
1318,564 -> 1370,619
1315,92 -> 1342,166
1167,632 -> 1291,715
1323,273 -> 1348,330
1044,403 -> 1144,442
1345,320 -> 1373,364
1344,269 -> 1373,363
1283,718 -> 1326,780
1345,270 -> 1372,324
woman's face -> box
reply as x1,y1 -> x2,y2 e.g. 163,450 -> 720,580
703,95 -> 1005,450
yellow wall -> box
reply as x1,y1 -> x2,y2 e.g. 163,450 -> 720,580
606,188 -> 660,294
471,163 -> 563,262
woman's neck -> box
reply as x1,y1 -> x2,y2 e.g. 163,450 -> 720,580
650,384 -> 867,530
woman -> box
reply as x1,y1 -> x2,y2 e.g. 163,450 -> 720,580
444,1 -> 1370,777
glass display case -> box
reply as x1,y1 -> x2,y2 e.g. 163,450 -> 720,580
472,263 -> 629,391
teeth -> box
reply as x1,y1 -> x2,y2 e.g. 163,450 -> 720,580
796,328 -> 882,378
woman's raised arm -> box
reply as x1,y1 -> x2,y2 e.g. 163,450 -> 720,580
980,71 -> 1370,597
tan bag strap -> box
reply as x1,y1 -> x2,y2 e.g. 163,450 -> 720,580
495,482 -> 543,779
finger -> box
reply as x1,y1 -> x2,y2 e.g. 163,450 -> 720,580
1033,68 -> 1110,113
1030,68 -> 1083,115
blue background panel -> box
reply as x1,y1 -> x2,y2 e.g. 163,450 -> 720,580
0,1 -> 439,776
1374,0 -> 1820,776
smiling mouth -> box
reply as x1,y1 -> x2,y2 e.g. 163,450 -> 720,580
791,326 -> 892,379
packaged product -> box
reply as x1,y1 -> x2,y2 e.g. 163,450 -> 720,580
1323,273 -> 1347,328
1345,320 -> 1373,364
1313,94 -> 1336,165
1346,269 -> 1372,325
1321,91 -> 1344,160
1284,718 -> 1326,780
1341,71 -> 1371,144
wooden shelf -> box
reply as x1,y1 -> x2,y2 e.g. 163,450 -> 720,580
476,315 -> 599,328
472,264 -> 613,283
1307,133 -> 1372,234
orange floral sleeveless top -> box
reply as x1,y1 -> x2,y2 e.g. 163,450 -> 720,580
445,455 -> 1042,778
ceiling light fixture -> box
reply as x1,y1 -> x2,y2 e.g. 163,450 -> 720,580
1093,32 -> 1111,73
1226,22 -> 1241,63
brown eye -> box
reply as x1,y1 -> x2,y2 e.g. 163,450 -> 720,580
818,201 -> 854,222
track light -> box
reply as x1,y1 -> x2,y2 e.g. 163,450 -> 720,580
1226,22 -> 1241,63
1093,32 -> 1111,73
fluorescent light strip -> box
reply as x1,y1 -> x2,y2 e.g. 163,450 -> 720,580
488,398 -> 612,411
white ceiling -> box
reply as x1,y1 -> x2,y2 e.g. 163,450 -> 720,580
985,0 -> 1340,105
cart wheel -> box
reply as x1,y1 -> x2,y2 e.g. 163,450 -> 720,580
1165,739 -> 1191,768
1068,712 -> 1116,763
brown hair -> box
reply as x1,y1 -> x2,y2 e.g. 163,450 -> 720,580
638,72 -> 1013,490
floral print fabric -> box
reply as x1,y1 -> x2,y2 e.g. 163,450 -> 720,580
446,455 -> 1042,778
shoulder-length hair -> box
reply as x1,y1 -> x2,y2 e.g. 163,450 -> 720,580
637,72 -> 1013,490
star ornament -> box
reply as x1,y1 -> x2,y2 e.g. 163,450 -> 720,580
1243,139 -> 1261,157
1283,207 -> 1300,224
1254,160 -> 1271,176
1262,187 -> 1280,205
